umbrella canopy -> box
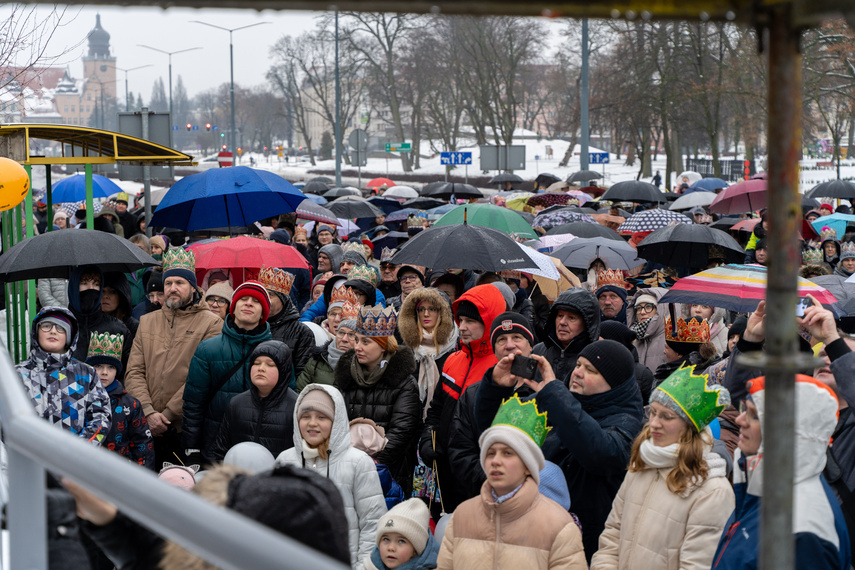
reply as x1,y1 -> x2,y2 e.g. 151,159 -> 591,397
0,229 -> 157,281
326,197 -> 385,219
403,197 -> 445,210
323,187 -> 361,198
551,237 -> 644,270
505,192 -> 537,211
677,171 -> 703,185
427,204 -> 457,217
531,234 -> 577,252
366,177 -> 396,190
384,186 -> 419,200
421,181 -> 447,196
535,173 -> 561,189
301,180 -> 330,194
366,196 -> 403,215
308,176 -> 334,184
514,243 -> 560,279
301,193 -> 328,205
51,174 -> 123,203
732,218 -> 761,233
567,170 -> 604,183
806,179 -> 855,200
636,224 -> 746,267
709,179 -> 767,215
669,191 -> 718,211
811,275 -> 855,304
188,235 -> 308,270
660,263 -> 839,313
150,167 -> 306,232
138,187 -> 170,207
709,217 -> 740,231
533,209 -> 598,232
389,223 -> 539,272
433,204 -> 538,239
530,255 -> 582,301
686,178 -> 729,192
546,181 -> 571,192
601,181 -> 665,203
810,213 -> 855,239
618,209 -> 693,233
296,200 -> 340,225
547,223 -> 624,240
489,172 -> 524,184
386,208 -> 426,223
527,192 -> 574,209
421,182 -> 483,199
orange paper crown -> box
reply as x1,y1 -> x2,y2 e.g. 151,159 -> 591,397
596,269 -> 628,290
258,266 -> 295,295
341,300 -> 361,320
665,316 -> 710,344
330,285 -> 360,308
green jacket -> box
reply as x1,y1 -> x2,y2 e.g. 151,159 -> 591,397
295,351 -> 336,392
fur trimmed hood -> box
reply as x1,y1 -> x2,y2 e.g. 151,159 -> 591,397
398,287 -> 455,349
334,346 -> 417,390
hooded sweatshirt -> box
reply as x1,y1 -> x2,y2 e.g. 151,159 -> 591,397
319,244 -> 344,274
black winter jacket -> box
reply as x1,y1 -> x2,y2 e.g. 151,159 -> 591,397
334,347 -> 422,493
267,291 -> 316,376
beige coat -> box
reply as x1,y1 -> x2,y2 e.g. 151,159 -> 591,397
124,296 -> 222,427
590,451 -> 734,570
437,478 -> 586,570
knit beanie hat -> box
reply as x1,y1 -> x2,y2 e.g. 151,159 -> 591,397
539,460 -> 571,511
728,316 -> 748,340
299,388 -> 335,421
577,339 -> 635,388
490,281 -> 516,310
230,281 -> 271,324
146,271 -> 164,294
38,313 -> 73,339
479,424 -> 545,485
149,235 -> 166,252
341,250 -> 368,267
598,320 -> 636,350
634,293 -> 657,308
205,281 -> 234,305
490,312 -> 535,352
376,498 -> 431,555
455,299 -> 482,324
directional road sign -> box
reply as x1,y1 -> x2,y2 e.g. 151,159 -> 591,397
590,152 -> 610,164
385,142 -> 411,152
440,151 -> 473,165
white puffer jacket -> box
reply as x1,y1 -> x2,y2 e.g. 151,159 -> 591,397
276,384 -> 387,569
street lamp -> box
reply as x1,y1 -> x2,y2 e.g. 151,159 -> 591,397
190,20 -> 271,153
137,45 -> 201,129
113,64 -> 153,111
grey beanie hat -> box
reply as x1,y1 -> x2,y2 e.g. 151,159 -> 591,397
319,244 -> 344,273
490,281 -> 516,310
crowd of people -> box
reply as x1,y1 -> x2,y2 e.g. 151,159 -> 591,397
3,183 -> 855,570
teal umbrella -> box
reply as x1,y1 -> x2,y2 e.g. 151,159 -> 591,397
432,203 -> 537,239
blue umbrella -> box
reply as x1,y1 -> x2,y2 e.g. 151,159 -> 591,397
428,204 -> 456,216
811,213 -> 855,240
303,194 -> 328,205
150,166 -> 306,232
684,178 -> 729,194
386,208 -> 424,223
367,196 -> 404,214
51,174 -> 122,203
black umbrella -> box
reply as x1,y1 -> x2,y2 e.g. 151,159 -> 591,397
567,170 -> 604,183
636,224 -> 745,267
421,181 -> 447,196
0,229 -> 158,281
403,197 -> 446,209
326,197 -> 385,219
390,216 -> 537,272
709,217 -> 740,231
301,180 -> 329,194
597,207 -> 632,218
802,195 -> 821,211
489,172 -> 524,184
323,187 -> 361,198
421,182 -> 483,200
535,173 -> 561,189
308,176 -> 334,184
806,179 -> 855,200
601,181 -> 665,203
545,222 -> 623,240
366,196 -> 404,214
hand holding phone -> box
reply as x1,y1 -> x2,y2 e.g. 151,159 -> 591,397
509,354 -> 538,380
796,297 -> 812,318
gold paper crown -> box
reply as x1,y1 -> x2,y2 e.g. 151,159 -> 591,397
87,332 -> 124,362
356,304 -> 398,337
330,285 -> 360,307
665,316 -> 711,344
342,241 -> 368,257
341,300 -> 361,320
258,266 -> 295,295
805,240 -> 820,250
490,394 -> 551,448
162,248 -> 195,274
408,212 -> 428,229
820,226 -> 838,243
841,241 -> 855,259
380,247 -> 398,263
347,264 -> 378,287
596,269 -> 628,291
802,248 -> 823,265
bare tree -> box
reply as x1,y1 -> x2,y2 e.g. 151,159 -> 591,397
267,37 -> 316,165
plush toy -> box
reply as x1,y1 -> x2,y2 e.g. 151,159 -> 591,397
158,463 -> 200,490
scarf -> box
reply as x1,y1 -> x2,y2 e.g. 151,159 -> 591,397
630,317 -> 652,341
302,439 -> 321,459
835,264 -> 854,278
413,327 -> 458,418
327,340 -> 345,370
350,353 -> 389,388
639,438 -> 679,468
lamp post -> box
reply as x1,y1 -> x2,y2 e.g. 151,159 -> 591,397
113,64 -> 153,111
190,20 -> 271,153
137,45 -> 201,129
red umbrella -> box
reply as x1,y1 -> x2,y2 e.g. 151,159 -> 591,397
366,177 -> 396,190
731,218 -> 761,232
188,236 -> 309,271
709,179 -> 766,215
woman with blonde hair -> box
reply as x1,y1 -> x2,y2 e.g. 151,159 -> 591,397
591,365 -> 735,570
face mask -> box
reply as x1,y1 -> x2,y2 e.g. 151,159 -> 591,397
79,289 -> 101,313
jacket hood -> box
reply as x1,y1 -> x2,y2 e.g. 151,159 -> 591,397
398,287 -> 455,349
547,287 -> 601,343
67,265 -> 103,314
30,306 -> 79,357
291,384 -> 352,459
319,244 -> 344,273
626,287 -> 667,334
103,271 -> 133,316
680,303 -> 726,327
269,290 -> 300,324
452,284 -> 507,359
343,278 -> 376,307
249,340 -> 294,402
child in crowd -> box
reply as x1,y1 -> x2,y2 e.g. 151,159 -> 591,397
364,498 -> 440,570
86,332 -> 154,469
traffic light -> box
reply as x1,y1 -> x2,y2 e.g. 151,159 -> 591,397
222,144 -> 227,150
186,123 -> 192,131
206,123 -> 211,131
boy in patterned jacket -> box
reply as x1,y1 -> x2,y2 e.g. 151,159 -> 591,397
87,332 -> 154,469
16,307 -> 110,445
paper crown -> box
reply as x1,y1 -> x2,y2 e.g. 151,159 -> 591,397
821,226 -> 838,243
501,270 -> 523,281
491,394 -> 551,448
802,248 -> 823,265
596,269 -> 628,290
258,266 -> 295,295
697,214 -> 712,224
665,316 -> 710,344
380,247 -> 398,263
87,332 -> 124,362
162,248 -> 195,274
356,304 -> 398,337
116,192 -> 129,203
407,212 -> 428,229
330,285 -> 360,307
346,264 -> 378,287
654,364 -> 731,432
341,299 -> 361,320
343,241 -> 367,256
841,241 -> 855,260
805,240 -> 820,250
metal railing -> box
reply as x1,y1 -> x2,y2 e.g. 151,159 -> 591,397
0,345 -> 347,570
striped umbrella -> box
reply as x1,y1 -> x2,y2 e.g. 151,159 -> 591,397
659,263 -> 839,313
618,209 -> 692,233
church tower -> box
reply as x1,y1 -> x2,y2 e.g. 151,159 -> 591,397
82,14 -> 116,99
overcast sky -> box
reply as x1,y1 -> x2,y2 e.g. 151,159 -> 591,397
3,5 -> 322,100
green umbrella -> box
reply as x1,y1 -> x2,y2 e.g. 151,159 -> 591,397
432,203 -> 537,239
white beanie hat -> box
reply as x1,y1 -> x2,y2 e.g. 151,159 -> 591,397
479,424 -> 545,486
376,498 -> 431,555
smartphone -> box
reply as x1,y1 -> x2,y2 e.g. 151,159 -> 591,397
796,297 -> 812,318
510,354 -> 538,380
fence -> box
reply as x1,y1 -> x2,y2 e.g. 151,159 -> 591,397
0,342 -> 347,570
685,158 -> 756,181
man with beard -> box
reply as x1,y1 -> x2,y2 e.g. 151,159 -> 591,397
125,249 -> 223,469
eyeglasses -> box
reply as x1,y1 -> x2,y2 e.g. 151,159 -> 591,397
417,306 -> 439,315
38,322 -> 67,334
400,274 -> 420,283
336,330 -> 355,339
635,303 -> 656,314
207,296 -> 228,307
644,406 -> 679,423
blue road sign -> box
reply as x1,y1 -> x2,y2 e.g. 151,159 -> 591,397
212,125 -> 219,130
440,151 -> 473,165
172,126 -> 178,131
590,152 -> 610,164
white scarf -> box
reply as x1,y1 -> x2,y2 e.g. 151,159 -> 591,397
302,439 -> 321,459
414,331 -> 440,417
639,438 -> 679,468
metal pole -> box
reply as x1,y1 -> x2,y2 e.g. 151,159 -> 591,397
45,167 -> 51,232
334,10 -> 342,187
125,71 -> 130,111
6,446 -> 47,570
84,163 -> 95,230
168,55 -> 174,125
142,107 -> 153,238
580,18 -> 590,171
230,32 -> 236,154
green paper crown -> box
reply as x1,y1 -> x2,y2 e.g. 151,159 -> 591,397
655,364 -> 731,432
491,394 -> 551,448
87,332 -> 124,361
162,247 -> 195,274
347,264 -> 378,287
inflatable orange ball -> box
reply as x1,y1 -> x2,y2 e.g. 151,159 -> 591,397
0,157 -> 28,212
